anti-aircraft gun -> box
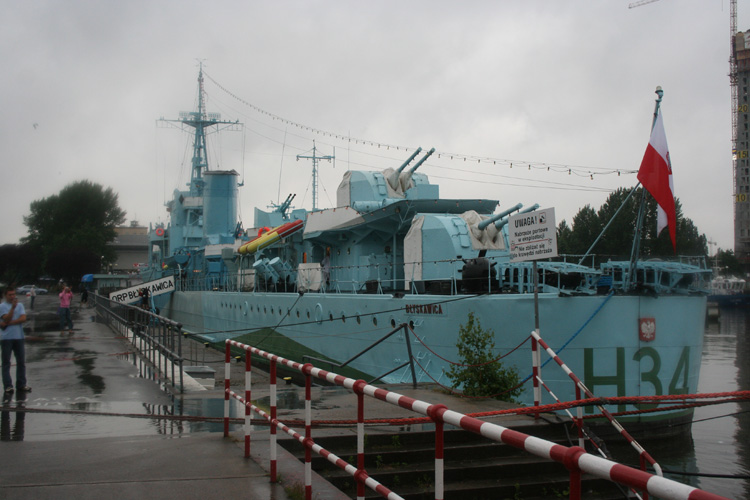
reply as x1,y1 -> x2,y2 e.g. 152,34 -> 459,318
461,203 -> 525,293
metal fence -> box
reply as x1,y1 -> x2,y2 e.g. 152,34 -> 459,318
92,293 -> 185,392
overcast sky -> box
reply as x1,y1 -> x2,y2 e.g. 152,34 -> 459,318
2,0 -> 745,252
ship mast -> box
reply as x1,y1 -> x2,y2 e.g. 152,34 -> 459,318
158,62 -> 242,197
296,141 -> 334,211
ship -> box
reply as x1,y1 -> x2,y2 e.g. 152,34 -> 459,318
141,68 -> 711,431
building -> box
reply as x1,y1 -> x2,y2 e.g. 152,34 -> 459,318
735,31 -> 750,263
109,221 -> 149,274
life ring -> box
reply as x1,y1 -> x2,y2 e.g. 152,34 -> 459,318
155,227 -> 165,237
258,226 -> 271,237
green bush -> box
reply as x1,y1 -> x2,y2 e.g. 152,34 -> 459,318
446,312 -> 523,402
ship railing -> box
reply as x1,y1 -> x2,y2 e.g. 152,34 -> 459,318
302,323 -> 418,388
530,329 -> 663,484
91,293 -> 185,392
222,339 -> 727,500
174,253 -> 710,296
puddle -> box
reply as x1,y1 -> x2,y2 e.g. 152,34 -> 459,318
0,395 -> 246,442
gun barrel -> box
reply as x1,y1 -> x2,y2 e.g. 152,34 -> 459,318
477,203 -> 523,230
494,203 -> 540,229
395,147 -> 423,174
408,147 -> 436,173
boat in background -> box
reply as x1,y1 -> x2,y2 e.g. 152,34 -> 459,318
708,274 -> 750,307
141,68 -> 712,433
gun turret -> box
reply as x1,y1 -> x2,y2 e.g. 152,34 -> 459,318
477,203 -> 523,230
408,148 -> 435,174
396,148 -> 423,174
278,193 -> 296,215
494,203 -> 540,229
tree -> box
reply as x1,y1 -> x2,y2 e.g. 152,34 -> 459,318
557,186 -> 707,259
445,312 -> 523,402
0,244 -> 42,285
22,181 -> 126,283
714,249 -> 743,277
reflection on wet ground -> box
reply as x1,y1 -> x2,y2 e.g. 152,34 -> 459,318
3,295 -> 254,442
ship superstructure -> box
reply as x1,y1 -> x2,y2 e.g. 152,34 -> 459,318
144,69 -> 711,428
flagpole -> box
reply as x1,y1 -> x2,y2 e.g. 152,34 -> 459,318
628,86 -> 664,290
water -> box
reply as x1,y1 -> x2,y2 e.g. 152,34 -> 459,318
647,308 -> 750,499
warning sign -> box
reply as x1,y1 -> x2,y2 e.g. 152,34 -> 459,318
508,208 -> 558,262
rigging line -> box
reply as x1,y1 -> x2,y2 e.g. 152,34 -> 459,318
180,291 -> 491,339
207,90 -> 632,183
428,174 -> 614,193
277,128 -> 287,204
321,181 -> 335,208
202,70 -> 630,178
427,164 -> 622,191
253,293 -> 305,348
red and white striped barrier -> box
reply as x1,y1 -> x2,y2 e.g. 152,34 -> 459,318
530,329 -> 663,478
224,339 -> 728,500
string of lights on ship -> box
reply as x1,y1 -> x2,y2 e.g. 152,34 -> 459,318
163,74 -> 636,346
200,71 -> 636,196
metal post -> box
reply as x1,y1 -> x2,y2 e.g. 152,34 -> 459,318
245,349 -> 252,458
356,383 -> 365,500
428,404 -> 447,500
177,324 -> 184,392
531,334 -> 540,420
575,386 -> 584,449
303,364 -> 313,500
403,324 -> 418,388
270,359 -> 278,482
224,341 -> 231,437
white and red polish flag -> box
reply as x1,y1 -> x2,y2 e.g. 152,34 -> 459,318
637,109 -> 676,251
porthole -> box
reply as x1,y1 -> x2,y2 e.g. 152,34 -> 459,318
372,317 -> 378,326
409,320 -> 415,330
356,315 -> 361,324
296,310 -> 300,318
264,306 -> 267,314
341,312 -> 346,323
390,318 -> 396,328
307,310 -> 311,319
329,313 -> 334,322
243,301 -> 248,316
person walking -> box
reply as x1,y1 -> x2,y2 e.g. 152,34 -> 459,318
0,288 -> 30,394
59,285 -> 74,334
29,285 -> 36,310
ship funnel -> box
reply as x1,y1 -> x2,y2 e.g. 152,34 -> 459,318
477,203 -> 523,230
494,203 -> 540,229
408,147 -> 435,174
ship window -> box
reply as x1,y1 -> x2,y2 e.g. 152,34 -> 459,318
391,318 -> 396,328
356,315 -> 361,324
329,313 -> 333,322
409,320 -> 415,330
307,310 -> 310,319
264,306 -> 267,313
373,317 -> 378,326
296,310 -> 300,318
341,314 -> 346,323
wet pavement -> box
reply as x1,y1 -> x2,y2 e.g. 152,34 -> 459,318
0,293 -> 538,500
0,294 -> 297,500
